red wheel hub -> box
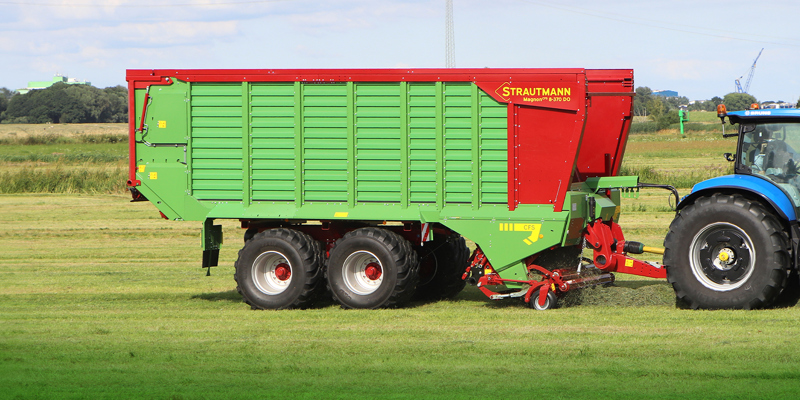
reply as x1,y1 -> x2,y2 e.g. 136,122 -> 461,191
364,262 -> 382,280
274,263 -> 291,281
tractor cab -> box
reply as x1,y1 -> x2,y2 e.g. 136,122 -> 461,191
731,115 -> 800,207
724,108 -> 800,208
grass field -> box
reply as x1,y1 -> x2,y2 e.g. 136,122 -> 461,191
3,123 -> 800,399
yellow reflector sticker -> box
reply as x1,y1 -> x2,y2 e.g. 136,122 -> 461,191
149,172 -> 157,180
138,165 -> 146,173
158,120 -> 167,128
625,259 -> 634,267
334,212 -> 348,218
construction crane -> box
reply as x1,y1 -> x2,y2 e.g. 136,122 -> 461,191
445,0 -> 455,68
735,48 -> 764,94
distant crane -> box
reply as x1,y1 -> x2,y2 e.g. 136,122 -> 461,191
445,0 -> 455,68
735,48 -> 764,94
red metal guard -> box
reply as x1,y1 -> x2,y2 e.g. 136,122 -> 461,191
583,219 -> 666,279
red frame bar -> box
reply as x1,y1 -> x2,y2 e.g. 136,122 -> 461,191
127,68 -> 586,85
126,80 -> 140,187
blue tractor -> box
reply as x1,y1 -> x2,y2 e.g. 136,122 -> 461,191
664,107 -> 800,309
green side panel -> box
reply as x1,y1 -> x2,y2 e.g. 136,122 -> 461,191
443,83 -> 473,204
132,82 -> 192,220
408,83 -> 437,204
478,89 -> 508,204
251,83 -> 297,201
355,83 -> 402,203
303,83 -> 348,202
441,205 -> 569,285
191,83 -> 244,200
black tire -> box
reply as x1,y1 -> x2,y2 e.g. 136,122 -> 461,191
529,291 -> 558,310
664,194 -> 789,309
327,228 -> 419,309
234,228 -> 324,310
413,232 -> 469,301
772,269 -> 800,308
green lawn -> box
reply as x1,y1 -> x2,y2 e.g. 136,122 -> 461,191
2,195 -> 800,399
3,125 -> 800,399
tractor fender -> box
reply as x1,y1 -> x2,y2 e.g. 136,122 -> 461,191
677,174 -> 797,222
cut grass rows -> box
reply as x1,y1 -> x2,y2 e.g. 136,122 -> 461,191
1,193 -> 799,398
4,123 -> 800,398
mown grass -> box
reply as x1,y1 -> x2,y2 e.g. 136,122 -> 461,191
621,129 -> 736,189
1,195 -> 800,399
2,125 -> 800,399
630,111 -> 725,135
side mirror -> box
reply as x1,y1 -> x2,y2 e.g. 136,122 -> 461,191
724,153 -> 736,162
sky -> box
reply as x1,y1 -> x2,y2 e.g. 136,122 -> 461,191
1,0 -> 799,102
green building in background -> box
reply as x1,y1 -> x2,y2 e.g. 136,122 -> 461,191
17,74 -> 91,94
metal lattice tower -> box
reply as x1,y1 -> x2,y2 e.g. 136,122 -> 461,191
445,0 -> 455,68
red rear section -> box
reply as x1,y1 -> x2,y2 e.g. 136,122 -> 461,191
575,70 -> 634,180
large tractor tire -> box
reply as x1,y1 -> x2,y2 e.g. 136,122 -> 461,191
413,233 -> 469,301
234,228 -> 324,310
772,269 -> 800,308
663,194 -> 789,309
327,228 -> 420,309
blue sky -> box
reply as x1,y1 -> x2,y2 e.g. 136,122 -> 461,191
1,0 -> 799,102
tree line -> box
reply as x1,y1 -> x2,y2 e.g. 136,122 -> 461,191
633,86 -> 761,130
0,82 -> 789,126
0,83 -> 127,124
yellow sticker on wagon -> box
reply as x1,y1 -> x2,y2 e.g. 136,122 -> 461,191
499,223 -> 542,245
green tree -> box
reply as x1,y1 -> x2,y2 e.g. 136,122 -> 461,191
633,86 -> 652,116
102,86 -> 128,122
661,96 -> 689,112
0,96 -> 7,122
646,97 -> 665,121
657,109 -> 680,130
723,92 -> 758,111
4,83 -> 128,123
0,87 -> 15,122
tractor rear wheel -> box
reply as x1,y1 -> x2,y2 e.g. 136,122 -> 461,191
664,194 -> 789,309
327,228 -> 419,309
413,232 -> 469,301
234,228 -> 324,310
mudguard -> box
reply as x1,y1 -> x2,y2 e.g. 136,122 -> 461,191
679,174 -> 797,221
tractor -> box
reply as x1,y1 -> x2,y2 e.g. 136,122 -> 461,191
664,105 -> 800,309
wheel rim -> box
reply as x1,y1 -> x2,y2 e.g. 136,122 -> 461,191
532,293 -> 553,310
342,251 -> 383,295
690,222 -> 755,291
252,251 -> 292,295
